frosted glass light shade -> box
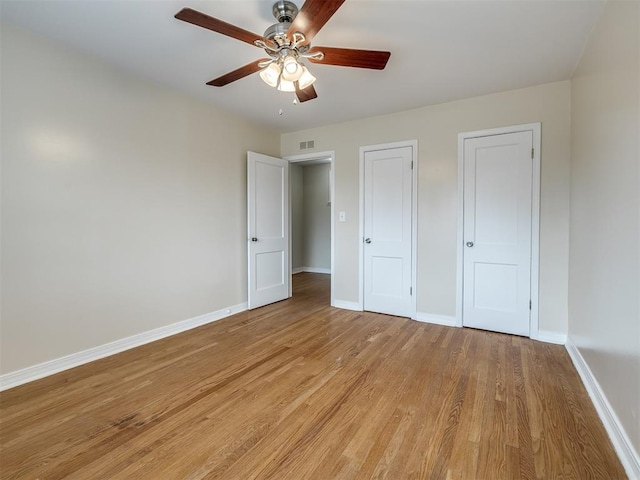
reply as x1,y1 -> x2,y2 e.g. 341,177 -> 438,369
281,56 -> 303,82
297,66 -> 316,89
277,78 -> 296,92
259,63 -> 281,88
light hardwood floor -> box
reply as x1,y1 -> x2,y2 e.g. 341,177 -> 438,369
0,273 -> 626,479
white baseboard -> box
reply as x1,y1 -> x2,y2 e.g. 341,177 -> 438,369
292,267 -> 330,275
532,329 -> 567,345
565,338 -> 640,479
415,312 -> 458,327
0,302 -> 248,392
332,299 -> 362,311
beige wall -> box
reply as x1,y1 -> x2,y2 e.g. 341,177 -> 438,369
290,163 -> 304,270
569,0 -> 640,455
0,25 -> 280,374
282,81 -> 571,335
302,164 -> 331,270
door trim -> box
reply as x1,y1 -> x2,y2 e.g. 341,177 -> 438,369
359,140 -> 418,319
284,150 -> 335,308
456,123 -> 541,338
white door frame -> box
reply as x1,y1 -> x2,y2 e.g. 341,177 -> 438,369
359,140 -> 418,319
456,123 -> 541,338
284,150 -> 335,307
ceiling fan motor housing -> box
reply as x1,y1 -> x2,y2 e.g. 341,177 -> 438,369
272,1 -> 298,23
264,1 -> 299,46
263,22 -> 290,45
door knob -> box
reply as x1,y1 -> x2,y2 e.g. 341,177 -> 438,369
466,241 -> 474,247
251,237 -> 258,242
365,238 -> 372,244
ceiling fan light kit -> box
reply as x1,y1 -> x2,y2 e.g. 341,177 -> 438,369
258,44 -> 319,92
174,0 -> 391,103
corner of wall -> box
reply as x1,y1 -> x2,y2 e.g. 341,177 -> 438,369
565,337 -> 640,478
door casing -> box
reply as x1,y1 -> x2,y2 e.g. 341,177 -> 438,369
456,123 -> 541,339
359,140 -> 418,319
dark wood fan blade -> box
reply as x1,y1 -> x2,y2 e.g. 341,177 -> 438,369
206,59 -> 270,87
287,0 -> 346,45
309,47 -> 391,70
175,8 -> 264,46
295,83 -> 318,103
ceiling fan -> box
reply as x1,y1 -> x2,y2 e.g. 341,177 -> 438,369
174,0 -> 391,103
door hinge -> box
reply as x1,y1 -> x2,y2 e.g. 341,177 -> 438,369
410,160 -> 414,170
410,287 -> 413,295
529,300 -> 532,310
531,147 -> 534,159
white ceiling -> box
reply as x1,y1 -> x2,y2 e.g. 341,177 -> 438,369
1,0 -> 604,133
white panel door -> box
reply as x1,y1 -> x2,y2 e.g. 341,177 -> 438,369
247,152 -> 289,309
462,132 -> 533,336
363,146 -> 413,317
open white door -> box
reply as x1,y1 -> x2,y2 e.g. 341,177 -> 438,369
247,152 -> 289,309
462,131 -> 533,336
363,146 -> 414,317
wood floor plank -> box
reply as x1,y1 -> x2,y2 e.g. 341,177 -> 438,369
0,273 -> 627,479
